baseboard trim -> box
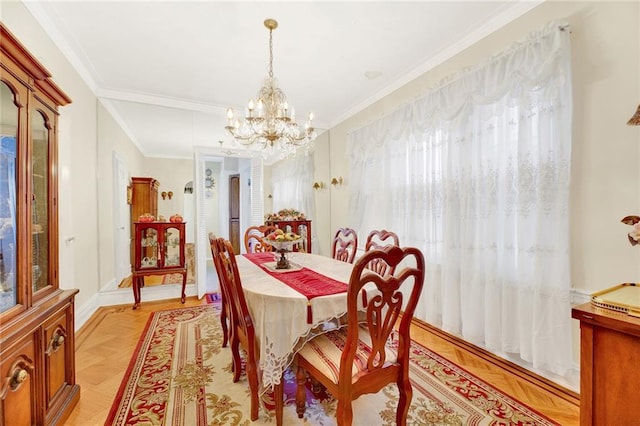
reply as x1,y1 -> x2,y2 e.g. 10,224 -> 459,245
411,317 -> 580,406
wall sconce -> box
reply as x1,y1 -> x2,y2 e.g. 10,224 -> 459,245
161,191 -> 167,200
331,177 -> 344,187
627,104 -> 640,126
313,182 -> 326,190
167,191 -> 173,200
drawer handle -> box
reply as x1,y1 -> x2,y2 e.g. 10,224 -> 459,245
10,368 -> 28,390
46,330 -> 66,356
53,333 -> 65,349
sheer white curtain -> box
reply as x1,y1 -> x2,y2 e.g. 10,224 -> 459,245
348,22 -> 573,376
271,153 -> 316,223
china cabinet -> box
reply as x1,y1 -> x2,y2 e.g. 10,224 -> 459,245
132,222 -> 186,309
129,176 -> 159,263
0,23 -> 79,425
265,219 -> 312,253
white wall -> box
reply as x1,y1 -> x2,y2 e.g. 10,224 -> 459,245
144,157 -> 193,222
312,131 -> 331,256
96,101 -> 146,290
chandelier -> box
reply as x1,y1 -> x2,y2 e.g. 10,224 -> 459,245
225,19 -> 316,157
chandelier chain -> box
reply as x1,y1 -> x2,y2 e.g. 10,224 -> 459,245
268,26 -> 274,78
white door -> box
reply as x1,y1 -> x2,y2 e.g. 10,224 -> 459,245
113,152 -> 130,283
250,158 -> 264,225
194,151 -> 208,299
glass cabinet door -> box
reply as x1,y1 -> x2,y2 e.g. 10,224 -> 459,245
139,226 -> 159,268
163,226 -> 182,267
0,82 -> 18,312
31,109 -> 49,293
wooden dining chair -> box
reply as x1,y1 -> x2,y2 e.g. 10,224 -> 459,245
365,229 -> 400,276
211,237 -> 284,425
292,245 -> 425,426
208,232 -> 229,348
211,237 -> 260,420
244,225 -> 277,253
331,227 -> 358,264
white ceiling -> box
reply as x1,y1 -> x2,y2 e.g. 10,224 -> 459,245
25,1 -> 541,159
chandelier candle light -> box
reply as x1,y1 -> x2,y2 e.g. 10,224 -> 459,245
225,19 -> 316,157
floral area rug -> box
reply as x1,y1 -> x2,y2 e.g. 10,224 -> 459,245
105,304 -> 558,426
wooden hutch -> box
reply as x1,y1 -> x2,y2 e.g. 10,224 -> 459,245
128,176 -> 159,263
0,24 -> 79,425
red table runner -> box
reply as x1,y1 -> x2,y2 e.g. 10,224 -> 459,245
243,253 -> 348,323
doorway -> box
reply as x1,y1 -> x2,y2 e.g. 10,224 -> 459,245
229,174 -> 240,254
194,151 -> 263,299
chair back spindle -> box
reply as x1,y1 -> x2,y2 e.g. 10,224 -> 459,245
244,225 -> 277,253
365,229 -> 400,276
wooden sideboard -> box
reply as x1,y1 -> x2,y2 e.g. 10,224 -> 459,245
572,302 -> 640,424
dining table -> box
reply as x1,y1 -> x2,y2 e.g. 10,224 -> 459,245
235,251 -> 365,395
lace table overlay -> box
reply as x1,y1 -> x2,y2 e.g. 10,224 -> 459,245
236,253 -> 355,394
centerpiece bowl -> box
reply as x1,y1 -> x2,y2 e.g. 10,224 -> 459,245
265,239 -> 301,269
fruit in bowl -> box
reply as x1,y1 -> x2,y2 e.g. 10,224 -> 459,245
169,214 -> 184,223
266,229 -> 300,242
265,229 -> 302,252
138,213 -> 155,223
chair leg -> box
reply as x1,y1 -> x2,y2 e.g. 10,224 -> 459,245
274,381 -> 284,426
336,398 -> 353,426
246,354 -> 259,421
230,336 -> 241,383
396,378 -> 413,426
220,300 -> 229,348
180,271 -> 186,303
295,366 -> 307,419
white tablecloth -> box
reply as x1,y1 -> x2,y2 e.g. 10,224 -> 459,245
235,253 -> 355,394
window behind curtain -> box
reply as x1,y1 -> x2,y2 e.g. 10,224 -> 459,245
347,21 -> 573,377
271,153 -> 316,222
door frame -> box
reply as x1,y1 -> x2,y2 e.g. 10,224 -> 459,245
112,151 -> 130,287
193,147 -> 262,299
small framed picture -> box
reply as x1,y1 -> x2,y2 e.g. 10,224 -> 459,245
127,185 -> 133,205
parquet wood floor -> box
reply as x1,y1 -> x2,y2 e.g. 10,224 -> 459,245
63,296 -> 579,425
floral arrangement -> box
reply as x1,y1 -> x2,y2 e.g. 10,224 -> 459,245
621,215 -> 640,246
265,209 -> 306,221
